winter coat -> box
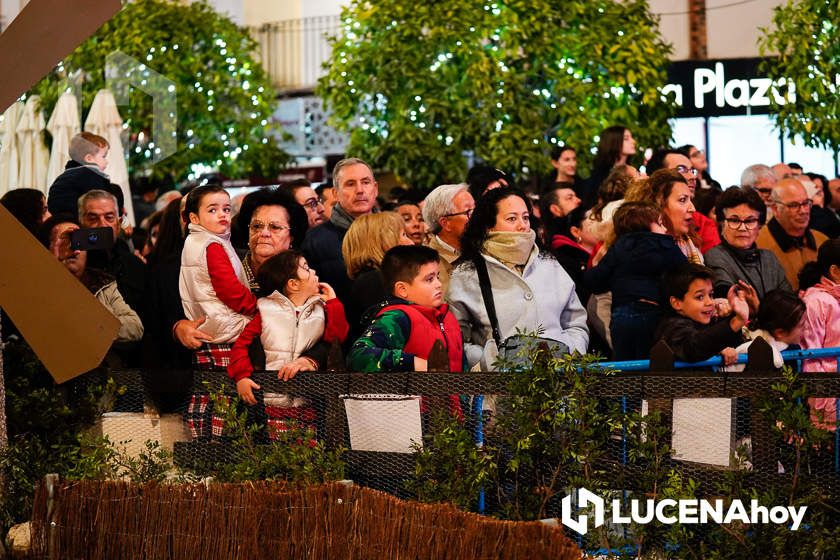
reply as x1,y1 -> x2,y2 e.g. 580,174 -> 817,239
447,248 -> 589,368
802,277 -> 840,430
756,218 -> 828,291
82,268 -> 143,342
583,231 -> 686,308
704,241 -> 792,299
348,297 -> 464,373
179,224 -> 250,343
260,293 -> 327,370
653,313 -> 744,364
47,160 -> 113,216
301,204 -> 355,301
427,235 -> 459,295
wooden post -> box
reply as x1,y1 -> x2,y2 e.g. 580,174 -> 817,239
746,337 -> 777,471
324,341 -> 346,449
688,0 -> 708,60
44,473 -> 59,560
647,340 -> 674,445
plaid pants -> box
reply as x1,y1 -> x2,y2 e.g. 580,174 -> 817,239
186,343 -> 233,440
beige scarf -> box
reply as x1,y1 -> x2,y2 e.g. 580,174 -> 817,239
484,230 -> 536,273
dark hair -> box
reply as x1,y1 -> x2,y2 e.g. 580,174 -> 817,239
148,198 -> 186,267
540,185 -> 580,244
714,186 -> 767,225
663,263 -> 714,302
798,239 -> 840,291
460,187 -> 533,262
182,184 -> 227,223
256,249 -> 304,296
613,202 -> 661,237
591,126 -> 628,176
550,145 -> 575,161
547,205 -> 588,243
788,162 -> 803,171
806,172 -> 831,204
589,166 -> 635,221
692,188 -> 720,219
646,148 -> 682,176
755,289 -> 805,334
465,165 -> 509,201
1,188 -> 47,236
37,213 -> 79,248
280,178 -> 311,197
231,187 -> 309,252
381,244 -> 440,292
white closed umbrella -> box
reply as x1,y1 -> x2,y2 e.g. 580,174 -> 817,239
0,101 -> 24,195
16,95 -> 50,193
46,92 -> 80,189
85,89 -> 134,225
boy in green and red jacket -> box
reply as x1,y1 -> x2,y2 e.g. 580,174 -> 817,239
348,245 -> 465,373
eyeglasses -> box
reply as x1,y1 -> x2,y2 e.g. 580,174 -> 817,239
675,165 -> 699,177
724,217 -> 761,230
301,197 -> 323,211
774,199 -> 812,211
442,209 -> 473,219
249,221 -> 291,234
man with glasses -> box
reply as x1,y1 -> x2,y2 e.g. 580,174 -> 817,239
756,178 -> 828,290
647,148 -> 721,254
281,179 -> 326,228
421,183 -> 475,293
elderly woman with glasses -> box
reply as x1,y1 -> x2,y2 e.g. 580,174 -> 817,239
704,187 -> 791,313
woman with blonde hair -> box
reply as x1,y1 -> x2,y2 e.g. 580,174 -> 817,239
342,212 -> 413,337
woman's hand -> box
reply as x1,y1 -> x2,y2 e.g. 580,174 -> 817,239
236,378 -> 260,405
317,282 -> 337,301
713,298 -> 731,318
726,284 -> 750,331
736,280 -> 760,316
277,357 -> 317,381
174,316 -> 213,349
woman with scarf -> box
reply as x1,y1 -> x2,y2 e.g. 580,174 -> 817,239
447,187 -> 589,370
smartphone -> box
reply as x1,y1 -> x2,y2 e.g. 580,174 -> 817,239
70,227 -> 114,251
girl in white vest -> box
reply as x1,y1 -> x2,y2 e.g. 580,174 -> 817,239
228,250 -> 349,437
179,185 -> 258,370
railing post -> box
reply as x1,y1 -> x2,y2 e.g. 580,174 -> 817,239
324,341 -> 346,450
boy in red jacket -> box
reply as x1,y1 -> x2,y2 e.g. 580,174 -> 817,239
348,245 -> 465,374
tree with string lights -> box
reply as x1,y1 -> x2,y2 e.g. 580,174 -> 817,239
31,0 -> 288,182
317,0 -> 676,188
759,0 -> 839,153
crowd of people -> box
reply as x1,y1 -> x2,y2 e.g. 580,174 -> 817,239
2,127 -> 840,436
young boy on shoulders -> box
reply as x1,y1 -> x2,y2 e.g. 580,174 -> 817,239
348,245 -> 465,374
653,263 -> 750,366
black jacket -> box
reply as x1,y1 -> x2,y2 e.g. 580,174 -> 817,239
583,232 -> 687,308
47,161 -> 114,216
653,314 -> 744,363
86,238 -> 146,315
301,220 -> 351,301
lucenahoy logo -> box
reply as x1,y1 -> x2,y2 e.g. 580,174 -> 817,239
560,488 -> 807,536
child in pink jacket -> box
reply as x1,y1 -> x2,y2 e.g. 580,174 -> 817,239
799,240 -> 840,430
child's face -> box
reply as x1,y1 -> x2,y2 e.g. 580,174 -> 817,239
398,262 -> 443,308
292,257 -> 320,298
86,147 -> 109,171
671,278 -> 716,324
190,192 -> 232,235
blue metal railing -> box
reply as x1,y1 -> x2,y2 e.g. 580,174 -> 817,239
597,347 -> 840,372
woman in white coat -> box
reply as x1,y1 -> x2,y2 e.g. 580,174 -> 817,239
447,187 -> 589,369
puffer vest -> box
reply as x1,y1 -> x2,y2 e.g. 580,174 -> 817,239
258,292 -> 326,369
377,302 -> 463,372
179,223 -> 250,343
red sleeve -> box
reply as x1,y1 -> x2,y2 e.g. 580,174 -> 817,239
695,213 -> 721,254
206,243 -> 257,316
227,313 -> 262,382
323,298 -> 350,343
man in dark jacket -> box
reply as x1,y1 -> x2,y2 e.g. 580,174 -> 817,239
302,158 -> 378,301
78,189 -> 146,316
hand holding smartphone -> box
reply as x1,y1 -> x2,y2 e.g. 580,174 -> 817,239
70,227 -> 114,251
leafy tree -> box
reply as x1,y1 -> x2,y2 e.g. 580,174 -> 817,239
317,0 -> 675,188
759,0 -> 839,153
31,0 -> 288,182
